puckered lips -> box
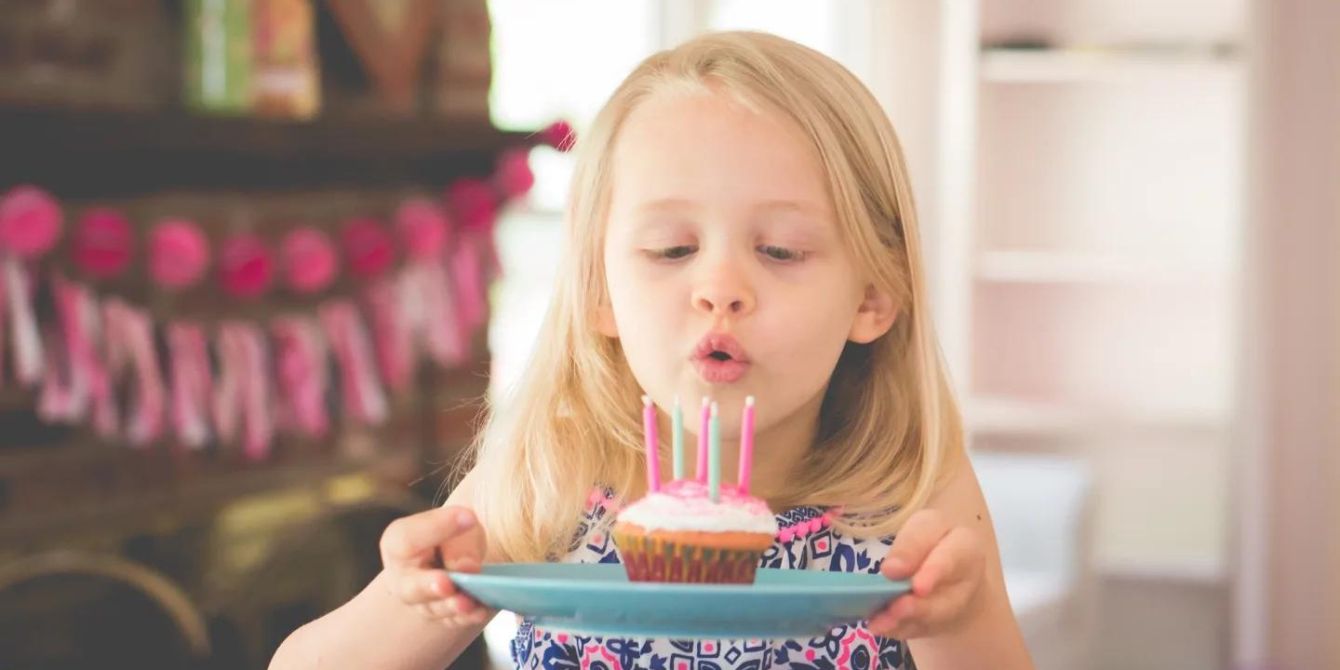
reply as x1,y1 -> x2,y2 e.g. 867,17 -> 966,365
691,332 -> 750,384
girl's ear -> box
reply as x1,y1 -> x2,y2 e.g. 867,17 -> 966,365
849,284 -> 899,344
596,301 -> 620,338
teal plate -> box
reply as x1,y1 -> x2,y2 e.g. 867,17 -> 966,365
449,563 -> 910,639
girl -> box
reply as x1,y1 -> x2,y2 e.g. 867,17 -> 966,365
272,31 -> 1032,670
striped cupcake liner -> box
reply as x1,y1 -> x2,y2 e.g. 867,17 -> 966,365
612,530 -> 763,584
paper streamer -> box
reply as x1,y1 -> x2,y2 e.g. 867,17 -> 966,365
272,316 -> 329,438
319,300 -> 387,425
167,322 -> 213,449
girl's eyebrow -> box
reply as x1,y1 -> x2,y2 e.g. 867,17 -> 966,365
635,198 -> 700,215
753,199 -> 827,217
635,198 -> 826,217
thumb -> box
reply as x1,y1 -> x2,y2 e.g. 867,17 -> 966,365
439,507 -> 487,571
881,509 -> 950,581
380,505 -> 478,568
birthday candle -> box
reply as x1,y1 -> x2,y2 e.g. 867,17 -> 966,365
642,395 -> 660,492
672,397 -> 684,480
697,396 -> 710,482
739,396 -> 755,494
709,402 -> 721,503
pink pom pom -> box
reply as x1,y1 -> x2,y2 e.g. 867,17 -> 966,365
219,233 -> 274,299
280,227 -> 337,294
149,219 -> 210,289
541,119 -> 576,152
395,198 -> 449,261
493,148 -> 535,200
0,185 -> 63,258
341,218 -> 396,280
778,528 -> 795,543
446,178 -> 498,234
72,208 -> 133,279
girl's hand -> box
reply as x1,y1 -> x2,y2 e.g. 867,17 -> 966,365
379,505 -> 494,628
869,508 -> 987,640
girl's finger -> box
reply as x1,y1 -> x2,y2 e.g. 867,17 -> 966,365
449,594 -> 479,615
423,597 -> 459,619
439,510 -> 488,570
886,567 -> 979,637
393,568 -> 457,605
868,612 -> 894,637
423,593 -> 484,619
431,599 -> 495,629
880,593 -> 917,623
444,555 -> 482,573
381,506 -> 477,566
868,594 -> 914,636
882,509 -> 951,580
867,611 -> 897,637
442,608 -> 494,629
888,619 -> 928,641
911,526 -> 982,598
872,596 -> 925,640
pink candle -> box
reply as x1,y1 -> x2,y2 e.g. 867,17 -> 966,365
697,396 -> 710,482
739,396 -> 756,494
643,395 -> 660,491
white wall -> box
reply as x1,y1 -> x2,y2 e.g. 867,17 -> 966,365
1234,0 -> 1340,666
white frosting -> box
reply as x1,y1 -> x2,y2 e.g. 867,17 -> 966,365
617,479 -> 779,534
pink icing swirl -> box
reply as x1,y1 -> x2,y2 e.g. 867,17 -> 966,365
617,478 -> 778,535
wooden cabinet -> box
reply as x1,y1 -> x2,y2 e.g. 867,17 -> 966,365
0,5 -> 523,664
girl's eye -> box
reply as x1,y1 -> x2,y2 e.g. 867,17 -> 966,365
758,245 -> 806,262
647,245 -> 697,261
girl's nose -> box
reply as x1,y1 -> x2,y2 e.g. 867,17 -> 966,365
692,265 -> 756,317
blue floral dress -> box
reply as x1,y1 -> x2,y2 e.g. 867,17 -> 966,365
510,488 -> 916,670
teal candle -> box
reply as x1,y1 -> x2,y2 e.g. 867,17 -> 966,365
708,402 -> 720,502
672,398 -> 684,480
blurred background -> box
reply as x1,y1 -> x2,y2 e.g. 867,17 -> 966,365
0,1 -> 1335,669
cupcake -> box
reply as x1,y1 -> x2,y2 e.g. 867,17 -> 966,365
615,395 -> 775,583
613,478 -> 777,583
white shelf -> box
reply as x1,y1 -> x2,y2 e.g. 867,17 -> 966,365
967,396 -> 1093,436
980,48 -> 1239,84
1095,555 -> 1227,584
966,396 -> 1225,437
938,3 -> 1243,613
974,250 -> 1227,285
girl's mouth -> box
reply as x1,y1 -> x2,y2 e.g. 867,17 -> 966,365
692,333 -> 750,383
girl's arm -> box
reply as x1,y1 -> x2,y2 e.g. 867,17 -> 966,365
269,568 -> 489,670
269,471 -> 498,670
899,451 -> 1034,669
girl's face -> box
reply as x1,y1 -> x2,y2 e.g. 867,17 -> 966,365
598,89 -> 896,438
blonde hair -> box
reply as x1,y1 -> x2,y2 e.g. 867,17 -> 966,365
464,31 -> 963,562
